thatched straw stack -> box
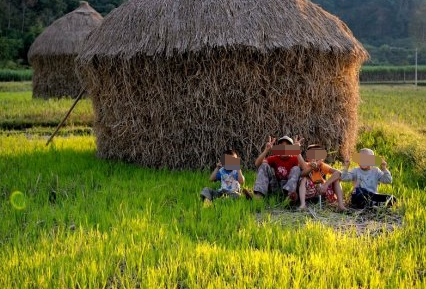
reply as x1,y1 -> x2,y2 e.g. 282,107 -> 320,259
77,0 -> 368,170
28,1 -> 103,99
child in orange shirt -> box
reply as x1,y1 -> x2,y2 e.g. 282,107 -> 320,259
298,144 -> 346,211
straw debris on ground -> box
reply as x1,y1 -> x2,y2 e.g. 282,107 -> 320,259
258,204 -> 402,236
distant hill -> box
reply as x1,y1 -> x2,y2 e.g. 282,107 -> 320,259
0,0 -> 425,67
312,0 -> 423,46
311,0 -> 426,65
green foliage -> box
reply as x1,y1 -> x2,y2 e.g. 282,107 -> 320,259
358,85 -> 426,186
361,65 -> 426,73
0,69 -> 32,81
312,0 -> 426,46
1,0 -> 426,66
0,37 -> 23,65
363,44 -> 426,66
0,0 -> 118,66
360,65 -> 426,82
311,0 -> 426,65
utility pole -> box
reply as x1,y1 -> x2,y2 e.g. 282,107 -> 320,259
8,0 -> 11,29
415,48 -> 418,87
21,1 -> 26,33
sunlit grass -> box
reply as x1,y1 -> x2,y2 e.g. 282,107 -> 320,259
0,83 -> 425,288
0,90 -> 92,129
360,85 -> 426,129
0,81 -> 32,92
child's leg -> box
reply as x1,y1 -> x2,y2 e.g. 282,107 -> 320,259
370,193 -> 397,206
283,166 -> 301,194
200,187 -> 218,201
299,177 -> 307,208
253,163 -> 277,197
332,180 -> 346,210
351,187 -> 371,208
223,190 -> 241,199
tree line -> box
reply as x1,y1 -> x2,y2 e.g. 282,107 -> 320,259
312,0 -> 426,65
0,0 -> 425,68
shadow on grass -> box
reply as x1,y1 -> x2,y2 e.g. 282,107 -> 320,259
0,146 -> 211,242
0,138 -> 424,250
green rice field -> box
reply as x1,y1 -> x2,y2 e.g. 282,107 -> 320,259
0,83 -> 425,288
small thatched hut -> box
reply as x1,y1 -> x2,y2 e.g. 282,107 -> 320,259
77,0 -> 368,170
28,1 -> 103,99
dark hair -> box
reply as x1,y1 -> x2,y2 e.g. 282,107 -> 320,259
223,149 -> 238,156
277,139 -> 292,145
307,144 -> 323,150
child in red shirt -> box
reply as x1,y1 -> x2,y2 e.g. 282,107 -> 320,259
265,154 -> 299,181
253,135 -> 302,200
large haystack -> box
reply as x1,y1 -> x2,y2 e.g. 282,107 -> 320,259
77,0 -> 368,170
28,1 -> 103,99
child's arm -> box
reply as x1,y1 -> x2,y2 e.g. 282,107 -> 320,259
300,166 -> 312,177
323,168 -> 341,188
293,136 -> 307,170
255,136 -> 275,167
378,158 -> 392,184
237,170 -> 245,184
255,150 -> 269,168
340,159 -> 355,182
297,153 -> 308,170
209,161 -> 222,182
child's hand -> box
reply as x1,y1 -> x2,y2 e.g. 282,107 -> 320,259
319,184 -> 328,194
216,160 -> 222,168
265,136 -> 276,152
293,135 -> 304,147
310,161 -> 319,171
380,157 -> 387,170
344,159 -> 350,169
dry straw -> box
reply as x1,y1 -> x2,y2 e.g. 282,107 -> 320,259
259,205 -> 402,236
77,0 -> 369,170
28,1 -> 103,99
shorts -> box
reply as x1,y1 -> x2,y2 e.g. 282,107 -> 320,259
304,179 -> 337,202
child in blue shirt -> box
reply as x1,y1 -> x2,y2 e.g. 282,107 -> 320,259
200,149 -> 247,203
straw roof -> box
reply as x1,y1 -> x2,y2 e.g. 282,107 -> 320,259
78,0 -> 368,60
28,1 -> 103,61
76,0 -> 368,169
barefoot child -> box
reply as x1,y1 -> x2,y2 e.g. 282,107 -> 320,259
341,148 -> 395,208
252,135 -> 303,200
298,144 -> 346,210
200,149 -> 247,203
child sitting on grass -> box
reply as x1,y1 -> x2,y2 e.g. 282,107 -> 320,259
252,135 -> 303,200
200,149 -> 249,204
340,148 -> 395,208
298,144 -> 346,211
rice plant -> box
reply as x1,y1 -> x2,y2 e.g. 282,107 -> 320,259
0,84 -> 425,288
